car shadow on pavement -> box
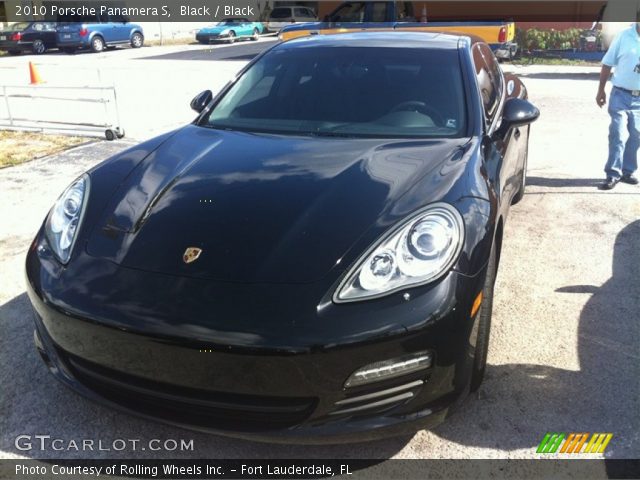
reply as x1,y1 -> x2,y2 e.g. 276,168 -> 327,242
514,72 -> 600,81
139,40 -> 277,62
432,220 -> 640,457
0,293 -> 411,460
526,177 -> 603,188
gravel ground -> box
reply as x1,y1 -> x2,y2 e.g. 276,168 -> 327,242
0,63 -> 639,463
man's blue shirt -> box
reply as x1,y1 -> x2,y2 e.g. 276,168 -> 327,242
603,25 -> 640,91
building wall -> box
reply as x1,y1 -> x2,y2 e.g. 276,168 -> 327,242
517,21 -> 596,30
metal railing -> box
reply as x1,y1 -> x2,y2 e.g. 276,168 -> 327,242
0,84 -> 124,140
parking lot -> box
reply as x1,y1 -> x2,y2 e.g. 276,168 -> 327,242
0,39 -> 278,139
0,40 -> 639,462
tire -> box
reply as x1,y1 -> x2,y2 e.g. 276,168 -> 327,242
512,137 -> 529,205
251,28 -> 259,41
105,129 -> 116,141
8,50 -> 21,55
32,40 -> 46,55
227,31 -> 236,44
131,32 -> 143,48
90,36 -> 105,53
469,240 -> 497,392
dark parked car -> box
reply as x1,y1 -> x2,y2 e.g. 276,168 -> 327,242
56,15 -> 144,53
26,32 -> 538,443
0,22 -> 57,55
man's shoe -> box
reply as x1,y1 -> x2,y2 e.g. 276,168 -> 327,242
620,173 -> 639,185
599,177 -> 619,190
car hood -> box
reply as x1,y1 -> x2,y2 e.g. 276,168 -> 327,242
86,125 -> 468,283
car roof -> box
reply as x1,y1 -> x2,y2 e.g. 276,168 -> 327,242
279,31 -> 474,50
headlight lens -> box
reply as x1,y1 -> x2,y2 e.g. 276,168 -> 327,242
335,203 -> 464,302
45,175 -> 89,264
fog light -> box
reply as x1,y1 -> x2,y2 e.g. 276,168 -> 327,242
344,351 -> 432,388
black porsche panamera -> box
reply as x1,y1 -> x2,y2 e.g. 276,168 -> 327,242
25,32 -> 539,443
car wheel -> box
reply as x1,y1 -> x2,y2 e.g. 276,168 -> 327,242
90,36 -> 105,53
131,32 -> 144,48
252,28 -> 259,41
8,50 -> 21,55
32,40 -> 46,55
227,31 -> 236,43
469,240 -> 497,392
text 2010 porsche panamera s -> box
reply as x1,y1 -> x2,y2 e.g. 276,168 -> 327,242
26,32 -> 539,443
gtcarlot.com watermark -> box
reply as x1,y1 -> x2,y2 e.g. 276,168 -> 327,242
15,435 -> 194,452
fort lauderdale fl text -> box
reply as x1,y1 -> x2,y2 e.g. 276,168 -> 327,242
16,463 -> 352,477
15,4 -> 255,19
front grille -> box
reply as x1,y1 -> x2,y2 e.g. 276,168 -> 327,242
65,353 -> 317,431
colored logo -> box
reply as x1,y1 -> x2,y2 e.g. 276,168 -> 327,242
182,247 -> 202,264
537,433 -> 613,454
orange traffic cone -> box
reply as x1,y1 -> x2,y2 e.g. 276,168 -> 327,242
29,62 -> 44,85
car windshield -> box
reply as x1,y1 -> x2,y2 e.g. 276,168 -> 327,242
218,19 -> 243,25
202,45 -> 467,138
270,8 -> 291,18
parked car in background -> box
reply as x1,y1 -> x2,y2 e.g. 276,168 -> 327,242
280,1 -> 517,59
196,18 -> 264,43
0,22 -> 57,55
56,15 -> 144,53
267,6 -> 318,33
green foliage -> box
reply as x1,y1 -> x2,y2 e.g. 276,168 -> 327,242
516,27 -> 601,51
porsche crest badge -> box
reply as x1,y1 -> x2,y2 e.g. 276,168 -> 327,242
183,247 -> 202,264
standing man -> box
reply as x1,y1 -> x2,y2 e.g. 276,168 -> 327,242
596,22 -> 640,189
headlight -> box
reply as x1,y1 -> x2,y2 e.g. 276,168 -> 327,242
45,174 -> 89,264
335,203 -> 464,302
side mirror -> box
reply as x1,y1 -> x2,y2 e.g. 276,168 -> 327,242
190,90 -> 213,113
500,98 -> 540,132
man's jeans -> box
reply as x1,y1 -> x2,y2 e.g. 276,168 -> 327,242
606,87 -> 640,179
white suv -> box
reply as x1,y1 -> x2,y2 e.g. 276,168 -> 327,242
267,6 -> 318,33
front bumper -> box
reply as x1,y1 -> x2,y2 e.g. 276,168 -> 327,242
0,41 -> 31,51
25,232 -> 487,443
56,37 -> 89,49
196,32 -> 231,43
